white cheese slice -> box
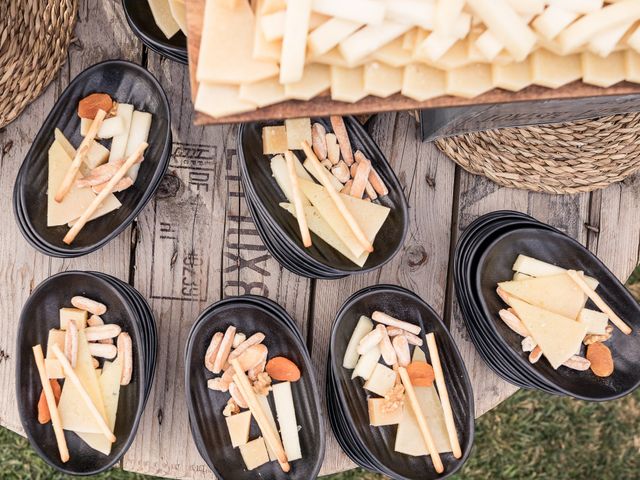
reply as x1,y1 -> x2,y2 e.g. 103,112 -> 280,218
577,308 -> 609,335
364,363 -> 397,397
531,49 -> 582,88
352,344 -> 381,380
364,62 -> 403,98
109,103 -> 134,163
196,0 -> 279,84
46,329 -> 66,358
77,356 -> 123,455
508,296 -> 587,369
239,437 -> 270,470
402,63 -> 446,102
511,255 -> 599,290
272,381 -> 302,461
588,21 -> 633,58
372,37 -> 412,67
284,64 -> 331,100
195,82 -> 257,119
239,76 -> 288,108
225,410 -> 252,447
148,0 -> 181,39
582,51 -> 626,87
280,0 -> 312,84
256,394 -> 280,461
168,0 -> 188,35
343,315 -> 374,368
253,0 -> 282,62
271,154 -> 312,205
625,49 -> 640,82
308,18 -> 362,57
58,330 -> 108,434
339,22 -> 411,65
499,273 -> 586,320
532,6 -> 578,41
492,60 -> 532,92
124,110 -> 152,182
331,66 -> 366,103
446,63 -> 494,98
54,129 -> 109,171
47,141 -> 121,227
45,359 -> 65,379
81,116 -> 125,139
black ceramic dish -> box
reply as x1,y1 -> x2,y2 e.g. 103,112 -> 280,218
238,116 -> 409,276
185,296 -> 325,480
14,60 -> 171,257
121,0 -> 188,64
329,284 -> 475,480
15,271 -> 146,475
476,227 -> 640,401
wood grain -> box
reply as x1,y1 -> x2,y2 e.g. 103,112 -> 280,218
185,0 -> 640,125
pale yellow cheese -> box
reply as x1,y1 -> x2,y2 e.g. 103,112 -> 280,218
625,49 -> 640,83
168,0 -> 188,35
54,129 -> 109,171
412,346 -> 426,363
148,0 -> 181,39
194,83 -> 257,119
253,0 -> 282,62
339,22 -> 411,65
46,329 -> 66,358
577,308 -> 609,335
446,63 -> 494,98
498,273 -> 586,320
533,6 -> 579,41
196,0 -> 279,84
225,410 -> 252,447
272,381 -> 302,461
508,296 -> 587,369
284,117 -> 312,150
260,0 -> 285,15
352,344 -> 381,380
302,157 -> 343,191
372,37 -> 412,67
531,50 -> 582,88
343,315 -> 374,369
108,103 -> 134,164
582,51 -> 626,87
368,398 -> 403,426
364,62 -> 403,98
311,47 -> 371,68
78,356 -> 123,455
45,359 -> 65,379
124,110 -> 152,182
47,141 -> 121,227
262,126 -> 288,154
80,116 -> 125,139
271,154 -> 312,205
239,76 -> 288,108
308,17 -> 362,57
239,437 -> 270,470
256,394 -> 280,461
279,0 -> 312,84
312,0 -> 385,25
511,255 -> 599,290
284,64 -> 331,100
492,59 -> 533,92
363,363 -> 397,397
58,330 -> 108,434
59,308 -> 88,330
402,64 -> 446,102
331,66 -> 367,103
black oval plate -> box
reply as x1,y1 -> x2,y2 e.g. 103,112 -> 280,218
329,285 -> 475,480
238,117 -> 409,275
15,271 -> 146,475
122,0 -> 188,64
476,227 -> 640,401
15,60 -> 171,257
185,296 -> 325,480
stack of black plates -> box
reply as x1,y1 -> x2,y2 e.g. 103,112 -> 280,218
12,60 -> 171,258
327,284 -> 475,480
454,210 -> 640,401
15,270 -> 157,475
237,117 -> 409,279
122,0 -> 188,64
184,295 -> 325,479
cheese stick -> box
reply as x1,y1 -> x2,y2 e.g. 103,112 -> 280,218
55,109 -> 107,202
435,0 -> 465,34
371,311 -> 421,335
308,18 -> 362,57
63,143 -> 147,244
426,333 -> 462,459
51,344 -> 116,443
312,0 -> 385,25
33,345 -> 69,463
301,141 -> 373,252
280,0 -> 312,84
285,151 -> 312,247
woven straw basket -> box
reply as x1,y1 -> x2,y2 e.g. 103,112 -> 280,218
435,113 -> 640,194
0,0 -> 77,128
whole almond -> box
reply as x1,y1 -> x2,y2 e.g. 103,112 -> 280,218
78,93 -> 113,119
265,356 -> 301,382
586,342 -> 614,377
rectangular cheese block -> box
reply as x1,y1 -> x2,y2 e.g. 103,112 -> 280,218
368,398 -> 403,426
364,62 -> 403,98
262,125 -> 288,154
492,59 -> 532,92
512,255 -> 599,289
577,308 -> 609,335
352,344 -> 381,380
531,50 -> 582,88
59,307 -> 88,330
279,0 -> 312,84
272,381 -> 302,461
253,1 -> 282,61
363,363 -> 397,397
225,410 -> 252,447
331,66 -> 366,103
45,359 -> 65,379
239,76 -> 288,108
625,49 -> 640,82
588,21 -> 633,58
46,329 -> 66,358
343,315 -> 373,369
446,63 -> 494,98
108,103 -> 134,163
284,63 -> 331,100
124,110 -> 152,182
239,437 -> 270,470
284,117 -> 312,150
402,64 -> 446,102
582,51 -> 626,87
509,296 -> 587,369
271,154 -> 312,205
81,116 -> 125,139
195,83 -> 256,119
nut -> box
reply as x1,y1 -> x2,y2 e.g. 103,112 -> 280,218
583,325 -> 613,345
563,355 -> 591,371
78,93 -> 113,119
222,398 -> 240,417
586,342 -> 614,377
252,372 -> 272,396
265,356 -> 301,382
382,384 -> 404,413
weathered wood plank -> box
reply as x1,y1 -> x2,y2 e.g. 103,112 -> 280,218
0,0 -> 140,435
123,54 -> 312,478
310,112 -> 457,475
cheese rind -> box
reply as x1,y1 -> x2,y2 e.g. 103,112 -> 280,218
272,381 -> 302,461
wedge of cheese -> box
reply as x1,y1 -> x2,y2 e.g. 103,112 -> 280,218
168,0 -> 188,35
284,64 -> 331,100
239,437 -> 269,470
239,76 -> 288,108
196,0 -> 278,84
47,141 -> 121,227
54,129 -> 109,171
271,155 -> 312,205
195,83 -> 257,119
402,63 -> 446,101
508,296 -> 587,369
512,255 -> 599,290
148,0 -> 181,39
498,273 -> 586,320
78,356 -> 123,455
58,331 -> 109,434
225,410 -> 251,447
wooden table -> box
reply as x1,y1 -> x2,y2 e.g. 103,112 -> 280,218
1,2 -> 639,478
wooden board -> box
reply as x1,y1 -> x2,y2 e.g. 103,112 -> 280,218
185,0 -> 640,125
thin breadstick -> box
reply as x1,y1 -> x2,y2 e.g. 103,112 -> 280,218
354,151 -> 388,196
55,109 -> 107,202
330,116 -> 354,165
285,151 -> 312,247
51,344 -> 115,443
566,270 -> 632,335
378,324 -> 397,365
71,296 -> 107,315
229,332 -> 265,360
426,333 -> 462,459
398,367 -> 444,473
63,142 -> 147,244
301,141 -> 373,253
213,326 -> 236,374
231,358 -> 290,473
350,157 -> 371,199
33,345 -> 69,463
372,311 -> 421,335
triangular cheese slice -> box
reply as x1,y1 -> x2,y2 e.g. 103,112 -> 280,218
78,357 -> 123,455
195,0 -> 279,84
148,0 -> 180,39
194,83 -> 257,119
58,331 -> 108,434
498,273 -> 586,320
298,178 -> 390,258
412,346 -> 426,363
168,0 -> 188,35
508,296 -> 587,369
271,155 -> 311,206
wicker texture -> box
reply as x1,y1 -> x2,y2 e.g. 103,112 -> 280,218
435,113 -> 640,194
0,0 -> 77,128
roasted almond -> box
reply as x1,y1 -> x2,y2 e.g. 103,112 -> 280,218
586,342 -> 614,377
265,356 -> 301,382
78,93 -> 113,119
406,361 -> 435,387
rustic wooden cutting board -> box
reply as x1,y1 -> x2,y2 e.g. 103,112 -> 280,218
185,0 -> 640,126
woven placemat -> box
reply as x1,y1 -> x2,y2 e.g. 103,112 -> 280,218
435,113 -> 640,194
0,0 -> 77,129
